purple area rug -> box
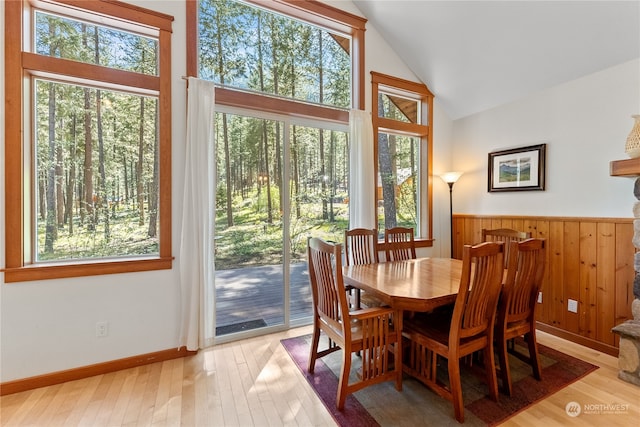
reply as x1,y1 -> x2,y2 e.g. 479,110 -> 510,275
281,334 -> 598,426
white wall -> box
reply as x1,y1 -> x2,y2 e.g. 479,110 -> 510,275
451,59 -> 640,218
0,0 -> 452,382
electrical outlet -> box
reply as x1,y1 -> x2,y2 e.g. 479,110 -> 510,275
567,299 -> 578,313
96,321 -> 109,337
537,292 -> 542,304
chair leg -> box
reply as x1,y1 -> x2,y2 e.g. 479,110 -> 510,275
337,348 -> 352,410
497,334 -> 513,396
448,358 -> 465,423
526,328 -> 543,381
483,345 -> 499,402
394,341 -> 402,391
308,326 -> 320,373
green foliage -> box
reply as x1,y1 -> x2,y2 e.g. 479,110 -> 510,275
37,204 -> 158,261
214,186 -> 347,270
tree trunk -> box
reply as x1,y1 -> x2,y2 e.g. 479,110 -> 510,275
292,128 -> 301,219
44,82 -> 57,252
271,20 -> 282,211
97,89 -> 110,240
216,11 -> 233,227
66,113 -> 77,235
56,126 -> 64,227
148,124 -> 159,237
379,99 -> 397,229
82,25 -> 94,231
122,152 -> 129,205
137,97 -> 145,225
318,30 -> 327,220
257,15 -> 272,223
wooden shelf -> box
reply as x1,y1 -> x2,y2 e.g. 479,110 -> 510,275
610,158 -> 640,177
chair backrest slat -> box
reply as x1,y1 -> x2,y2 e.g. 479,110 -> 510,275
500,238 -> 546,325
344,228 -> 379,266
307,237 -> 350,335
452,241 -> 504,340
482,228 -> 532,267
384,227 -> 417,262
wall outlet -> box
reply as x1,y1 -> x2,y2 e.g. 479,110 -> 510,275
567,299 -> 578,313
96,321 -> 109,337
537,292 -> 542,304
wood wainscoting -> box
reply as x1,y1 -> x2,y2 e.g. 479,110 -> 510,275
453,214 -> 635,356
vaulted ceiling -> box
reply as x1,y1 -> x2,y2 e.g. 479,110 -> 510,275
353,1 -> 640,120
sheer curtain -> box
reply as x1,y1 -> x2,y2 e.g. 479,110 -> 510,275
179,77 -> 216,350
349,109 -> 376,229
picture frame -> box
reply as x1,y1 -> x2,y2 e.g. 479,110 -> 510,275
488,143 -> 546,192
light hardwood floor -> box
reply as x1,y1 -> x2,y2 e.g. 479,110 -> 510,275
1,326 -> 639,426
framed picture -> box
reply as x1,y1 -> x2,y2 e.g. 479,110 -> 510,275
488,143 -> 546,192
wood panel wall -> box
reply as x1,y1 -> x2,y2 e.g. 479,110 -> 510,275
453,214 -> 636,356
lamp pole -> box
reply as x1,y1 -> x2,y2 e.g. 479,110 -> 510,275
440,172 -> 463,258
447,181 -> 454,258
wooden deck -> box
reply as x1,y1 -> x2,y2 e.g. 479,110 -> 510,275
215,262 -> 313,335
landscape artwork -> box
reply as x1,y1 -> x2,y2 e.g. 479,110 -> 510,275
499,157 -> 531,183
488,144 -> 546,192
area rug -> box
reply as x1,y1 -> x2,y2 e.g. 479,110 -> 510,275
281,334 -> 598,426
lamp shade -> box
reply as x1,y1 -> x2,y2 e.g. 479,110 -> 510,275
440,171 -> 463,184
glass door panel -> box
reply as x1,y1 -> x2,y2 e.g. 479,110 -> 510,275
289,125 -> 349,324
214,113 -> 285,336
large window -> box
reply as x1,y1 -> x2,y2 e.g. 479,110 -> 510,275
189,0 -> 364,336
372,72 -> 434,244
199,0 -> 351,109
4,0 -> 174,282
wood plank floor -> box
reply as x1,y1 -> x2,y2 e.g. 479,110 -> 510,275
2,326 -> 639,426
215,262 -> 313,333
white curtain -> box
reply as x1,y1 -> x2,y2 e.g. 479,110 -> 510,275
179,77 -> 216,350
349,109 -> 376,229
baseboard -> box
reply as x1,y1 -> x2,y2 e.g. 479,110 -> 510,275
536,322 -> 619,357
0,347 -> 197,396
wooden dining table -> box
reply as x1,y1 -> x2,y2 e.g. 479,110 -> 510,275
342,257 -> 463,313
343,257 -> 463,382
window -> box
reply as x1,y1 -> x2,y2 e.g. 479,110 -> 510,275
188,0 -> 364,334
372,72 -> 434,244
198,0 -> 351,109
188,0 -> 366,112
4,0 -> 174,282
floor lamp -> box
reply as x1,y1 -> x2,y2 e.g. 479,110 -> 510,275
440,172 -> 463,258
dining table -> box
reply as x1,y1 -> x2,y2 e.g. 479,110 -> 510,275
342,257 -> 463,313
343,257 -> 464,383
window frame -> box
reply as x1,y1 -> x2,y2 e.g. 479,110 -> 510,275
371,71 -> 434,247
4,0 -> 174,282
186,0 -> 366,117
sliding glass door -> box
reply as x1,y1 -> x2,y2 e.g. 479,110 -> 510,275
214,109 -> 349,338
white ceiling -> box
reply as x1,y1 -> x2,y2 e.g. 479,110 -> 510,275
353,1 -> 640,119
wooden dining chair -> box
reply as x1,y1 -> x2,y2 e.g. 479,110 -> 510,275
482,228 -> 531,267
384,226 -> 417,262
344,228 -> 383,308
496,238 -> 546,396
307,237 -> 402,409
402,241 -> 505,423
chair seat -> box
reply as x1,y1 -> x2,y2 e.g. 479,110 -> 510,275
404,312 -> 490,355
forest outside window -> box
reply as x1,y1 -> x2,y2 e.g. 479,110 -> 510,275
372,72 -> 434,244
4,0 -> 174,282
188,0 -> 365,266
